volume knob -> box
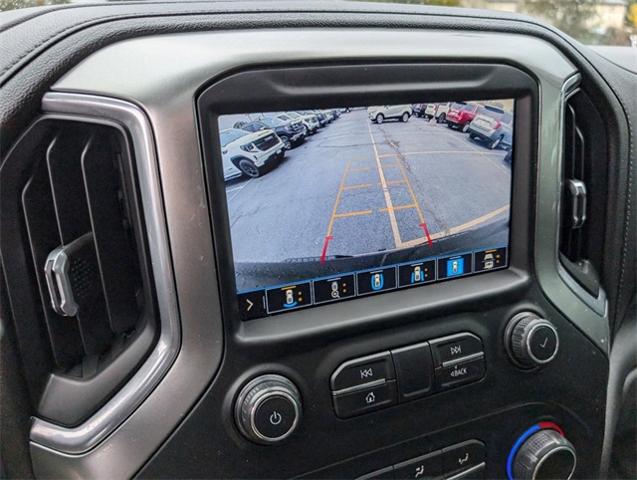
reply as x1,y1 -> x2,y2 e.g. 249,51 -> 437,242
506,313 -> 559,368
235,374 -> 302,444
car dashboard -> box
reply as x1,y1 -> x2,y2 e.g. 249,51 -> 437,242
0,2 -> 635,480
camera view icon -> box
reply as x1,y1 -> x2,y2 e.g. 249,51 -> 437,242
266,282 -> 312,312
474,247 -> 507,272
411,265 -> 423,283
330,281 -> 340,299
447,257 -> 465,277
283,288 -> 297,308
483,253 -> 495,270
371,272 -> 384,291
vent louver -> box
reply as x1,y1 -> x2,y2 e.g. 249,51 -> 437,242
1,117 -> 156,427
559,89 -> 607,298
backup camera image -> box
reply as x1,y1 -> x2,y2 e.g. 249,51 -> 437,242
217,100 -> 513,319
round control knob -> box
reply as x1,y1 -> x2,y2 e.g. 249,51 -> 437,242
513,429 -> 577,480
234,374 -> 301,444
506,313 -> 559,368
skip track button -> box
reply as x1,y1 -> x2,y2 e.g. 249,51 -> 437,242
431,332 -> 484,367
331,351 -> 395,392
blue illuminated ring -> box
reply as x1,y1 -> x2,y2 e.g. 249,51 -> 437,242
506,424 -> 541,480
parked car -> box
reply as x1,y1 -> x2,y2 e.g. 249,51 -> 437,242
367,105 -> 412,123
322,109 -> 337,122
422,102 -> 452,123
294,111 -> 321,134
412,103 -> 427,117
467,105 -> 514,150
434,102 -> 452,123
445,102 -> 479,132
423,103 -> 437,120
277,112 -> 318,137
310,110 -> 329,127
220,128 -> 284,180
235,117 -> 304,150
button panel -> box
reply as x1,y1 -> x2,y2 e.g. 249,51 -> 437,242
331,332 -> 485,418
357,439 -> 486,480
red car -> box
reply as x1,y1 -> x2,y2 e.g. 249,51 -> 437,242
445,102 -> 479,132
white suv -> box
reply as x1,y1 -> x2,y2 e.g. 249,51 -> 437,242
220,128 -> 285,181
367,105 -> 413,123
424,102 -> 452,123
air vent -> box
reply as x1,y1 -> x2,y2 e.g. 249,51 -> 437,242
559,89 -> 607,298
0,117 -> 156,427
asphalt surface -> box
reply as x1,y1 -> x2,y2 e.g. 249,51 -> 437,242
222,109 -> 511,280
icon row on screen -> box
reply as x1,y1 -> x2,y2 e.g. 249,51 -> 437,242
238,247 -> 507,319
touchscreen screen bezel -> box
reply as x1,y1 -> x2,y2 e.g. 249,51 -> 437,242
196,62 -> 537,326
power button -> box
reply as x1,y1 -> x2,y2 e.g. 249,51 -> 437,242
253,395 -> 297,440
235,374 -> 302,444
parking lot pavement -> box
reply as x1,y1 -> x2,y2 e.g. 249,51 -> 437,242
224,109 -> 511,266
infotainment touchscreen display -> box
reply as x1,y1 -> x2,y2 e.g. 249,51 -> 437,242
217,100 -> 514,320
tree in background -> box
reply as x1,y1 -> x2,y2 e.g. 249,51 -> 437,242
519,0 -> 601,43
628,0 -> 637,26
627,0 -> 637,45
0,0 -> 69,10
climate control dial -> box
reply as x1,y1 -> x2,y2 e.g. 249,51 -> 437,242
510,427 -> 576,480
235,374 -> 302,445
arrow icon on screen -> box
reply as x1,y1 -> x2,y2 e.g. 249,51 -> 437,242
246,299 -> 254,311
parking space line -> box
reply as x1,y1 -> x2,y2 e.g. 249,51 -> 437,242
226,179 -> 252,202
320,159 -> 353,263
400,204 -> 510,248
325,159 -> 352,238
343,183 -> 374,190
367,121 -> 402,248
334,209 -> 373,218
378,150 -> 503,158
444,204 -> 509,234
394,160 -> 425,224
349,167 -> 371,173
379,204 -> 416,212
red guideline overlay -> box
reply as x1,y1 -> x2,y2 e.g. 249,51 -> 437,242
320,235 -> 334,263
419,222 -> 433,248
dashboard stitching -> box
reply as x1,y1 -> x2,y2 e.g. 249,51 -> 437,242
616,107 -> 633,323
